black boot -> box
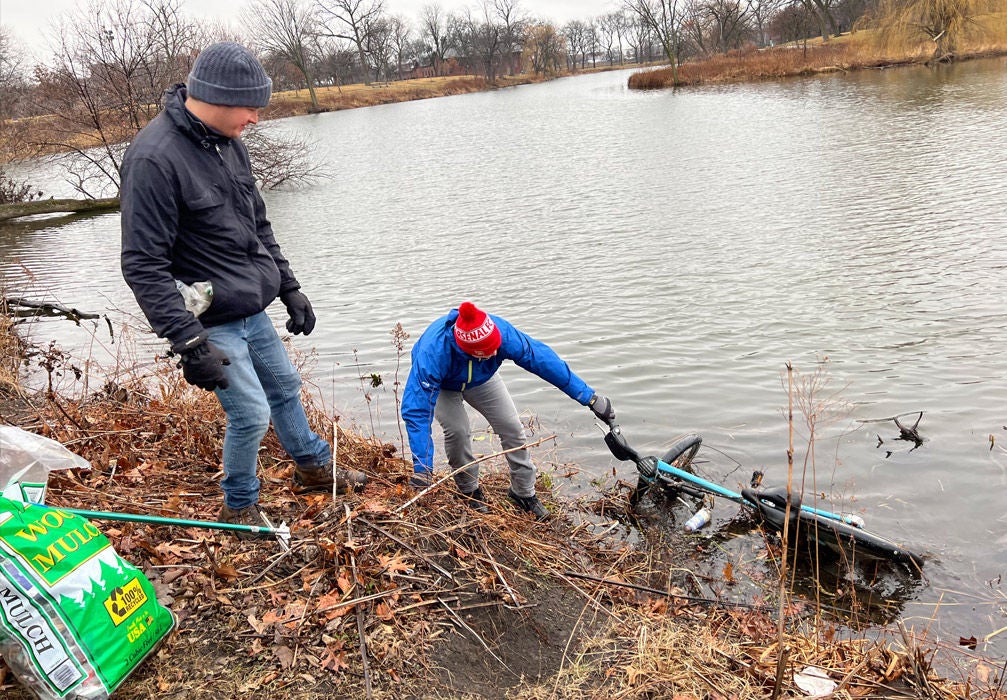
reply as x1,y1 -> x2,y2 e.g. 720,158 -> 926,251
507,488 -> 548,521
460,486 -> 489,514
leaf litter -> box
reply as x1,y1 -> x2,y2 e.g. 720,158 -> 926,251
0,312 -> 1000,699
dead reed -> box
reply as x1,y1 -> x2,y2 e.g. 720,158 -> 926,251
629,20 -> 1007,90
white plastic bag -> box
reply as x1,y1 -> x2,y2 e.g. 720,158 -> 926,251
0,426 -> 91,505
174,279 -> 213,317
794,666 -> 837,696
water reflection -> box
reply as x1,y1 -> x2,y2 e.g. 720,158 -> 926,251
3,60 -> 1007,662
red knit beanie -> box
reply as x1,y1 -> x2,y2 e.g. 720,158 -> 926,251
454,302 -> 502,357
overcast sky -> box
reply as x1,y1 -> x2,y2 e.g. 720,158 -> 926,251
2,0 -> 619,58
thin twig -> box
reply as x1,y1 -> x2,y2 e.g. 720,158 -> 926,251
562,570 -> 773,612
437,597 -> 517,677
313,587 -> 405,616
396,435 -> 556,513
347,503 -> 372,698
331,420 -> 338,502
897,621 -> 938,699
771,644 -> 790,700
480,538 -> 521,606
556,573 -> 624,622
357,516 -> 454,580
242,542 -> 306,586
773,361 -> 795,700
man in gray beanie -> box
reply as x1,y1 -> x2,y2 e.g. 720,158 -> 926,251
120,42 -> 366,537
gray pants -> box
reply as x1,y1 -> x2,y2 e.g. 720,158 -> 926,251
434,373 -> 536,497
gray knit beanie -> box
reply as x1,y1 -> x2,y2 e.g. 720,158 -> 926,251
187,42 -> 272,108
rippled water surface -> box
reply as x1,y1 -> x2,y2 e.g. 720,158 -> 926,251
3,59 -> 1007,662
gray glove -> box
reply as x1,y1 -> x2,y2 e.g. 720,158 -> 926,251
588,393 -> 615,424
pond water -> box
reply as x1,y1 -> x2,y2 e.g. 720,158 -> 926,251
2,59 -> 1006,667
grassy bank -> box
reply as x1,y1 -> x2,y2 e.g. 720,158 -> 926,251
264,73 -> 549,120
629,19 -> 1007,89
0,310 -> 1000,699
3,69 -> 609,161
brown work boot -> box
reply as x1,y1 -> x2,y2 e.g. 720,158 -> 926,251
218,503 -> 271,541
294,464 -> 368,494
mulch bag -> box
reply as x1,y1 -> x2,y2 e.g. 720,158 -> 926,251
0,496 -> 175,699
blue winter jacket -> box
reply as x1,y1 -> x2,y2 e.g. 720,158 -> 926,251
402,308 -> 595,474
120,84 -> 300,351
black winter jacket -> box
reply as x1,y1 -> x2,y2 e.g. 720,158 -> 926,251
120,84 -> 300,351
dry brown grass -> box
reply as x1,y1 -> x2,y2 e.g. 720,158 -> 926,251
262,75 -> 505,119
630,16 -> 1007,89
235,72 -> 553,120
3,73 -> 550,158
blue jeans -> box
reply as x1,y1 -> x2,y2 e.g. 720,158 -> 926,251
434,373 -> 537,497
206,312 -> 330,509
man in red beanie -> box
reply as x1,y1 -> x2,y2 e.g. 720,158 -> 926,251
401,302 -> 615,520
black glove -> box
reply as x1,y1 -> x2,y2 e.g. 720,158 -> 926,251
178,340 -> 231,391
637,455 -> 658,480
280,290 -> 316,336
588,393 -> 615,424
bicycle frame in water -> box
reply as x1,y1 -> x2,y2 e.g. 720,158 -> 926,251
605,424 -> 924,572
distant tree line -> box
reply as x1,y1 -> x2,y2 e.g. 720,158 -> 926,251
0,0 -> 911,125
0,0 -> 993,202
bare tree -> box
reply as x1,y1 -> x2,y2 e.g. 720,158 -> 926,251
767,2 -> 818,43
0,29 -> 42,203
33,0 -> 202,196
598,12 -> 628,64
681,0 -> 714,53
27,0 -> 312,197
318,40 -> 362,84
244,0 -> 323,110
387,15 -> 413,79
453,3 -> 504,81
624,9 -> 657,63
365,15 -> 395,81
494,0 -> 528,75
243,126 -> 330,188
794,0 -> 841,39
750,0 -> 784,44
563,20 -> 591,69
587,19 -> 601,66
702,0 -> 755,51
316,0 -> 385,84
420,3 -> 452,75
625,0 -> 682,78
144,0 -> 210,76
0,27 -> 29,120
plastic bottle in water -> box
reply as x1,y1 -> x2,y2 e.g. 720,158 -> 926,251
841,513 -> 865,528
175,280 -> 213,317
683,507 -> 711,533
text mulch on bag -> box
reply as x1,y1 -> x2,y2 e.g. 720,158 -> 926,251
0,497 -> 175,699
